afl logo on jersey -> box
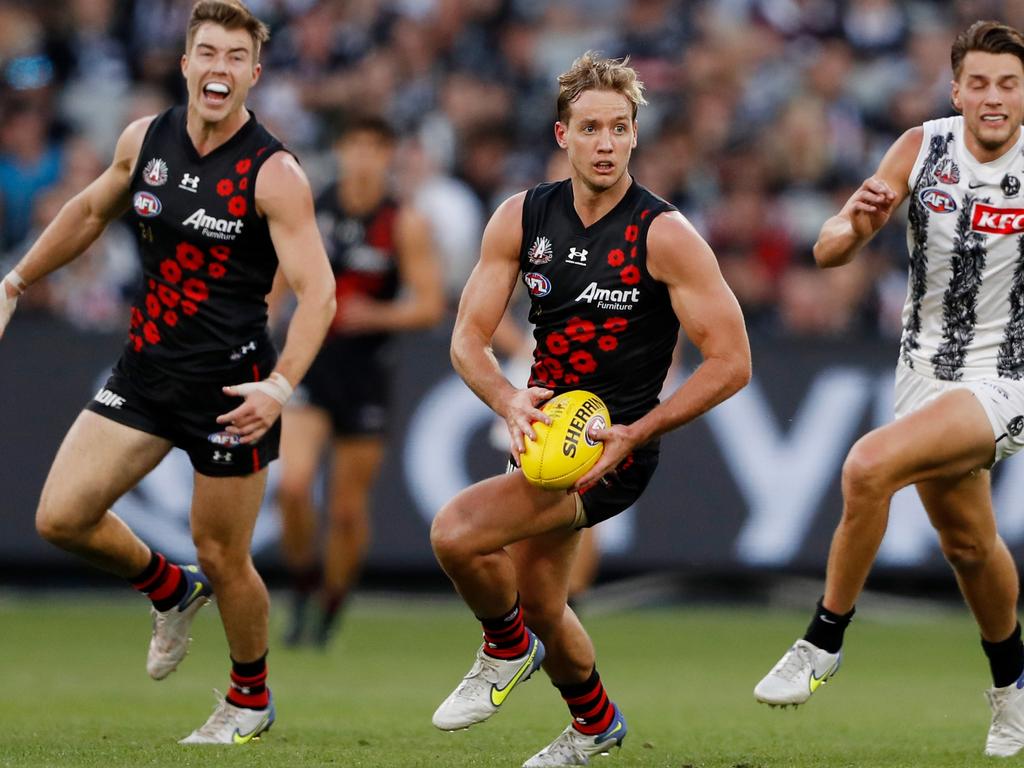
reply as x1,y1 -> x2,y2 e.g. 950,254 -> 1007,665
919,187 -> 957,213
524,272 -> 551,297
133,191 -> 162,218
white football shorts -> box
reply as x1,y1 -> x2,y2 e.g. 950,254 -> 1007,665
894,360 -> 1024,464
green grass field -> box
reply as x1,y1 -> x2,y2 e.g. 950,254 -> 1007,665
0,592 -> 1002,767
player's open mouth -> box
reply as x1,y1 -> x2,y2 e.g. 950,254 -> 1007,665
202,82 -> 231,104
982,114 -> 1007,124
594,161 -> 614,173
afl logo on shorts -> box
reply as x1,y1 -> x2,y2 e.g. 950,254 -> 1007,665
133,191 -> 162,218
524,272 -> 551,297
919,187 -> 956,213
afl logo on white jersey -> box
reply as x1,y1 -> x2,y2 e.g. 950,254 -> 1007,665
524,272 -> 551,297
919,187 -> 957,213
133,191 -> 162,218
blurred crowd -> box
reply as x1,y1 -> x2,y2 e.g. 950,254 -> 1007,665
0,0 -> 1021,338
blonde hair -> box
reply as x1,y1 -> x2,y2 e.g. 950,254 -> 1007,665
186,0 -> 270,62
556,51 -> 647,123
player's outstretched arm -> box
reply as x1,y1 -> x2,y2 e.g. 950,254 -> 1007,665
0,117 -> 152,339
577,212 -> 751,488
814,127 -> 921,269
218,151 -> 335,445
451,192 -> 552,460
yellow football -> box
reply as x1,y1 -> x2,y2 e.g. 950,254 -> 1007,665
520,390 -> 610,491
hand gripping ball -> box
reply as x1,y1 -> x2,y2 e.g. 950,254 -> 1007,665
520,390 -> 610,490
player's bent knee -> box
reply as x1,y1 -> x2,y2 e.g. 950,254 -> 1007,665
940,533 -> 994,572
841,439 -> 894,502
430,504 -> 476,567
194,541 -> 249,583
35,495 -> 91,549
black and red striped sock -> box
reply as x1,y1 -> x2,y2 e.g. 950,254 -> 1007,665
556,667 -> 614,735
129,551 -> 186,612
226,653 -> 269,710
478,596 -> 530,659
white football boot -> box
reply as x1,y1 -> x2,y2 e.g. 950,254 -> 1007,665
523,704 -> 627,767
985,678 -> 1024,757
754,639 -> 841,706
432,629 -> 545,730
179,690 -> 275,745
147,565 -> 213,680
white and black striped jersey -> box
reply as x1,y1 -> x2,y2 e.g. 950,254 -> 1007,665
902,115 -> 1024,381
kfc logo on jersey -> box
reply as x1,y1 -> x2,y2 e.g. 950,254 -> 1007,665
933,157 -> 960,185
524,272 -> 551,297
919,187 -> 957,213
133,191 -> 162,218
179,173 -> 200,193
527,235 -> 554,265
972,202 -> 1024,234
182,208 -> 244,240
142,158 -> 168,186
566,247 -> 588,266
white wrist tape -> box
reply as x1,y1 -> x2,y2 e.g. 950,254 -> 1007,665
264,372 -> 293,404
4,270 -> 26,295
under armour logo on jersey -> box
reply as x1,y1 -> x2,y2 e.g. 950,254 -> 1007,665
230,340 -> 258,361
212,451 -> 233,463
566,247 -> 588,266
179,173 -> 200,193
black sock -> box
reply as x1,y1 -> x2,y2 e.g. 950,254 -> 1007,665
803,597 -> 855,653
983,623 -> 1024,688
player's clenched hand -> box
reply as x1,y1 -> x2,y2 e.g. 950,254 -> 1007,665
847,177 -> 898,238
0,271 -> 26,340
217,372 -> 293,444
504,386 -> 553,466
572,422 -> 635,491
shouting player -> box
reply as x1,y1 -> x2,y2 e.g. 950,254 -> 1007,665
0,0 -> 334,744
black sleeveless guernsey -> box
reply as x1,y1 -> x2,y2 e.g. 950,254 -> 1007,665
519,178 -> 679,426
123,106 -> 284,381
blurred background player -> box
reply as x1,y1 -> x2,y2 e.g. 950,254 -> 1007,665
754,20 -> 1024,758
430,52 -> 750,766
0,0 -> 335,744
275,115 -> 444,647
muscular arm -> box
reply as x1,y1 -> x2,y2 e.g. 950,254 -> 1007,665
451,192 -> 552,456
258,152 -> 336,388
576,211 -> 751,487
814,127 -> 921,268
334,206 -> 445,333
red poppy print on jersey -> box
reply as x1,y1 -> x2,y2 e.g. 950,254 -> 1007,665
217,178 -> 234,196
182,300 -> 199,316
145,293 -> 161,318
160,258 -> 182,284
607,249 -> 625,267
235,158 -> 252,175
565,317 -> 596,343
143,321 -> 161,344
620,265 -> 641,285
208,262 -> 227,279
131,334 -> 143,352
564,373 -> 580,385
163,310 -> 178,327
183,277 -> 209,302
176,242 -> 204,270
640,209 -> 650,220
598,335 -> 618,352
228,195 -> 247,217
130,307 -> 143,329
533,356 -> 564,385
545,332 -> 569,356
209,245 -> 231,261
157,285 -> 180,308
604,317 -> 628,333
569,350 -> 597,374
239,177 -> 249,191
624,224 -> 639,243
